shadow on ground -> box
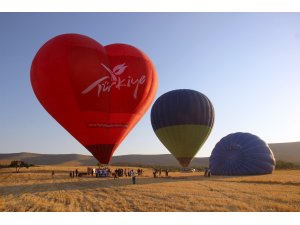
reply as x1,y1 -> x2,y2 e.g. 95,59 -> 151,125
0,174 -> 220,196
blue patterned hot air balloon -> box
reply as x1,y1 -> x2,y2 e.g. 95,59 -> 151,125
209,132 -> 275,175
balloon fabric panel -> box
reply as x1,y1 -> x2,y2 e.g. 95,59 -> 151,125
154,125 -> 212,167
151,89 -> 214,131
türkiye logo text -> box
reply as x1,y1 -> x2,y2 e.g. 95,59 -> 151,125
82,63 -> 146,99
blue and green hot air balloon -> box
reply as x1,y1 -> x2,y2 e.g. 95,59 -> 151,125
151,89 -> 215,167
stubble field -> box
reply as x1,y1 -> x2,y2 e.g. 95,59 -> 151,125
0,166 -> 299,212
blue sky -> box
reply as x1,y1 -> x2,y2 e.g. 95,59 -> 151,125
0,13 -> 300,157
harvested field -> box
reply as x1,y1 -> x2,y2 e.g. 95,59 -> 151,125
0,166 -> 299,212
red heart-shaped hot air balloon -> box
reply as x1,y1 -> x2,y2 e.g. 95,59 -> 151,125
30,34 -> 158,164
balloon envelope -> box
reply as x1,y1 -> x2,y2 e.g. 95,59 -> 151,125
209,132 -> 275,175
31,34 -> 158,164
151,89 -> 215,167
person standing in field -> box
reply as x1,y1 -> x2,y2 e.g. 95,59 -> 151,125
207,169 -> 211,177
51,170 -> 55,178
131,170 -> 136,184
153,169 -> 157,178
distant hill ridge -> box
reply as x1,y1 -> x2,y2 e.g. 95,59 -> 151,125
0,152 -> 209,167
268,142 -> 300,163
0,141 -> 299,166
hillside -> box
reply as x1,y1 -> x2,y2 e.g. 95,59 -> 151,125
269,142 -> 300,163
111,154 -> 209,167
0,152 -> 208,167
0,141 -> 299,166
0,152 -> 97,166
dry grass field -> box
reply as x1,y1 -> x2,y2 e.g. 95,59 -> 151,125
0,166 -> 299,212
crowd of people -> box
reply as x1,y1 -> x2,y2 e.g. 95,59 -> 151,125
113,168 -> 143,180
152,168 -> 169,178
67,167 -> 171,181
83,167 -> 144,184
54,166 -> 212,183
69,168 -> 80,178
51,165 -> 214,184
66,167 -> 212,179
